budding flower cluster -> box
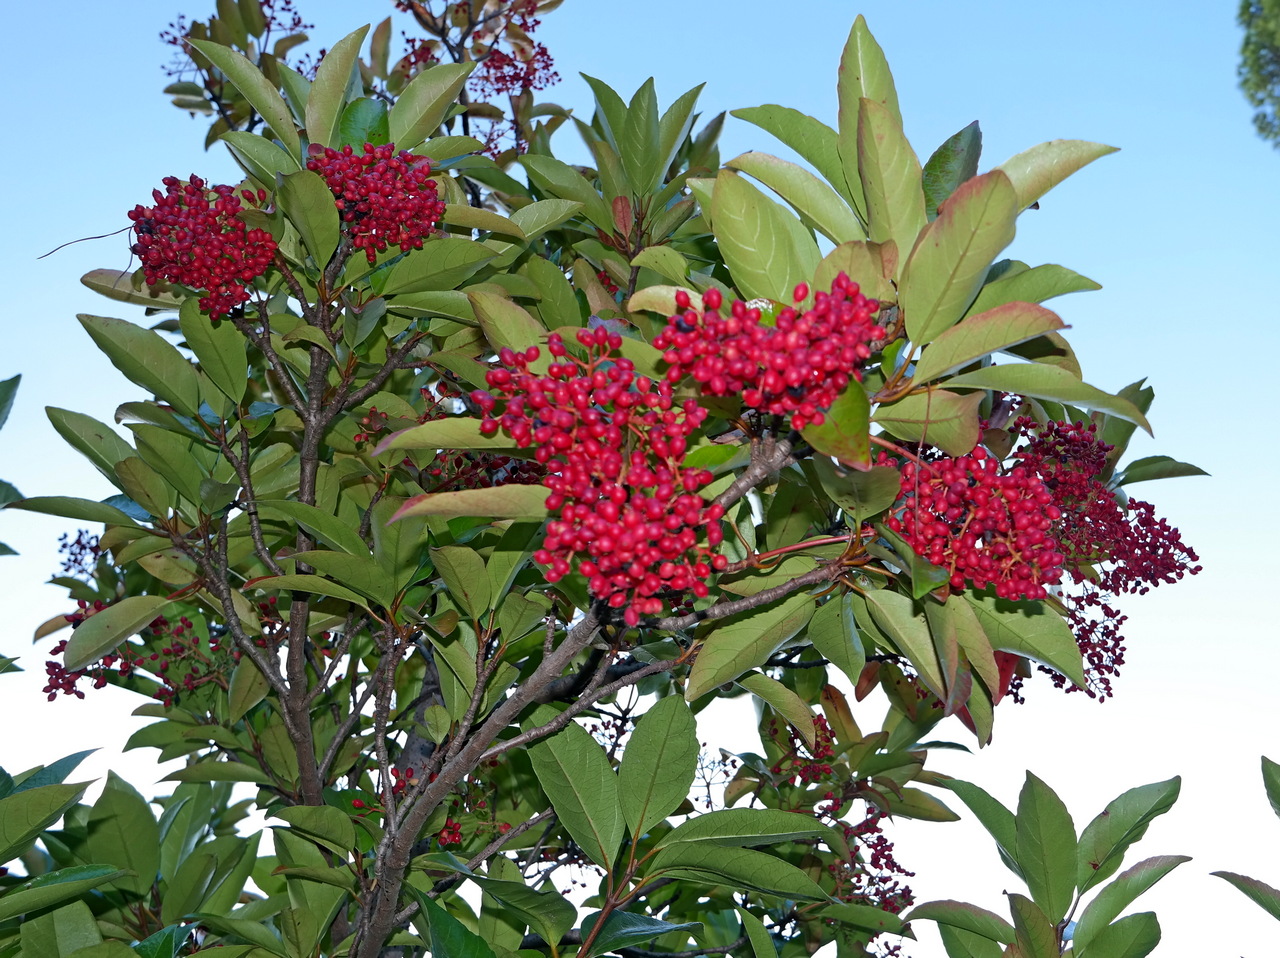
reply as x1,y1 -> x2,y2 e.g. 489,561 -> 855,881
128,176 -> 277,319
471,328 -> 726,625
654,273 -> 884,429
886,447 -> 1065,601
306,142 -> 445,264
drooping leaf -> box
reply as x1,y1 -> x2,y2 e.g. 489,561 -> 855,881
736,907 -> 779,958
80,269 -> 183,310
964,592 -> 1086,690
801,382 -> 872,467
903,900 -> 1015,945
78,314 -> 201,417
806,594 -> 866,687
0,865 -> 130,923
912,302 -> 1065,384
618,695 -> 699,838
1014,772 -> 1077,924
943,363 -> 1152,433
63,595 -> 174,671
685,591 -> 816,700
1078,911 -> 1161,958
524,705 -> 623,869
84,771 -> 160,896
1211,871 -> 1280,922
0,783 -> 91,865
938,778 -> 1022,879
899,171 -> 1018,346
579,910 -> 701,958
1112,455 -> 1208,486
738,671 -> 815,748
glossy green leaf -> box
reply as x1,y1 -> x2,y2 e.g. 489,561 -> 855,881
8,495 -> 138,527
811,459 -> 899,526
732,105 -> 859,212
525,705 -> 623,869
904,900 -> 1015,944
806,594 -> 866,687
1076,777 -> 1181,892
1112,455 -> 1208,486
163,761 -> 274,786
618,694 -> 699,838
0,783 -> 90,864
657,807 -> 834,849
685,591 -> 816,700
134,923 -> 195,958
621,78 -> 662,193
899,171 -> 1018,346
1073,856 -> 1189,951
257,500 -> 370,556
246,573 -> 372,610
46,408 -> 134,480
376,417 -> 516,454
289,550 -> 395,606
579,910 -> 701,958
864,589 -> 945,696
227,657 -> 270,721
222,131 -> 301,189
966,263 -> 1100,317
712,169 -> 820,302
64,594 -> 173,671
20,900 -> 104,956
0,865 -> 129,923
738,671 -> 815,748
1014,772 -> 1077,923
472,876 -> 576,949
857,97 -> 925,266
872,388 -> 983,457
965,592 -> 1086,689
0,374 -> 16,431
179,298 -> 247,404
338,97 -> 390,147
581,74 -> 627,148
727,151 -> 864,243
939,779 -> 1021,878
737,907 -> 779,958
80,268 -> 183,310
78,314 -> 201,417
822,901 -> 905,934
912,302 -> 1064,384
414,892 -> 497,958
944,364 -> 1152,433
1211,870 -> 1280,922
519,154 -> 613,232
813,239 -> 898,304
443,203 -> 528,239
379,237 -> 495,295
305,25 -> 368,149
938,925 -> 1004,958
801,382 -> 872,467
279,169 -> 340,266
1080,911 -> 1160,958
393,484 -> 549,520
389,62 -> 475,149
656,82 -> 704,178
470,291 -> 547,357
997,140 -> 1118,211
275,805 -> 355,856
649,843 -> 827,901
1008,894 -> 1058,958
431,545 -> 490,620
923,121 -> 983,218
85,771 -> 159,896
189,39 -> 301,158
1264,755 -> 1280,822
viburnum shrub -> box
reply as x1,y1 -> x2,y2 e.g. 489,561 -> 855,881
6,7 -> 1209,958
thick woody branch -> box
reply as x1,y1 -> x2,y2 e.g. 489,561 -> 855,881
650,563 -> 838,632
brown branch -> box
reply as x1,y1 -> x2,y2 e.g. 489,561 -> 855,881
649,564 -> 836,632
713,433 -> 797,512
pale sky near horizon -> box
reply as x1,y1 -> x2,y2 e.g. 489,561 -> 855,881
3,2 -> 1279,955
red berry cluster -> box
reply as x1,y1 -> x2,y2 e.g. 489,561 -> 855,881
129,176 -> 277,319
471,328 -> 726,625
305,143 -> 445,265
885,447 -> 1065,601
653,274 -> 884,430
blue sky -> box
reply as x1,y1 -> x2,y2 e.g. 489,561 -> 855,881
2,2 -> 1278,954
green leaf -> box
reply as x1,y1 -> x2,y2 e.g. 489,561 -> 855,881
431,545 -> 491,620
20,900 -> 105,956
656,83 -> 704,177
801,383 -> 872,467
338,97 -> 391,147
997,140 -> 1118,211
621,78 -> 662,193
712,169 -> 820,302
1014,772 -> 1076,923
806,594 -> 866,687
519,155 -> 613,232
864,589 -> 945,696
81,268 -> 183,310
289,550 -> 396,606
1079,912 -> 1160,958
0,783 -> 90,864
813,239 -> 898,305
163,761 -> 274,786
471,877 -> 576,950
656,807 -> 833,849
115,456 -> 171,517
85,771 -> 159,896
257,500 -> 370,556
1264,756 -> 1280,823
7,495 -> 138,527
912,302 -> 1064,384
581,74 -> 627,148
938,925 -> 1005,958
1008,894 -> 1058,958
134,923 -> 195,958
733,105 -> 859,211
443,204 -> 528,239
648,843 -> 827,901
810,459 -> 899,526
0,374 -> 17,431
379,237 -> 495,294
413,893 -> 497,958
738,672 -> 815,748
1076,777 -> 1181,892
1073,856 -> 1189,951
246,573 -> 373,611
179,299 -> 247,404
939,778 -> 1022,878
579,911 -> 701,958
899,171 -> 1018,346
189,39 -> 301,158
727,151 -> 864,243
872,388 -> 983,457
64,595 -> 173,671
222,131 -> 301,187
923,121 -> 983,219
965,263 -> 1100,317
0,865 -> 130,923
632,246 -> 689,284
392,484 -> 549,520
685,591 -> 816,700
838,15 -> 901,124
618,695 -> 699,838
1211,871 -> 1280,922
524,705 -> 623,869
227,657 -> 270,722
78,315 -> 201,417
736,908 -> 779,958
305,25 -> 368,149
943,364 -> 1152,433
376,418 -> 515,455
965,591 -> 1085,689
46,408 -> 134,481
903,900 -> 1015,944
1112,455 -> 1208,486
470,291 -> 547,357
821,901 -> 905,934
279,169 -> 340,266
274,805 -> 356,856
926,597 -> 1000,700
857,97 -> 925,267
389,62 -> 475,149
